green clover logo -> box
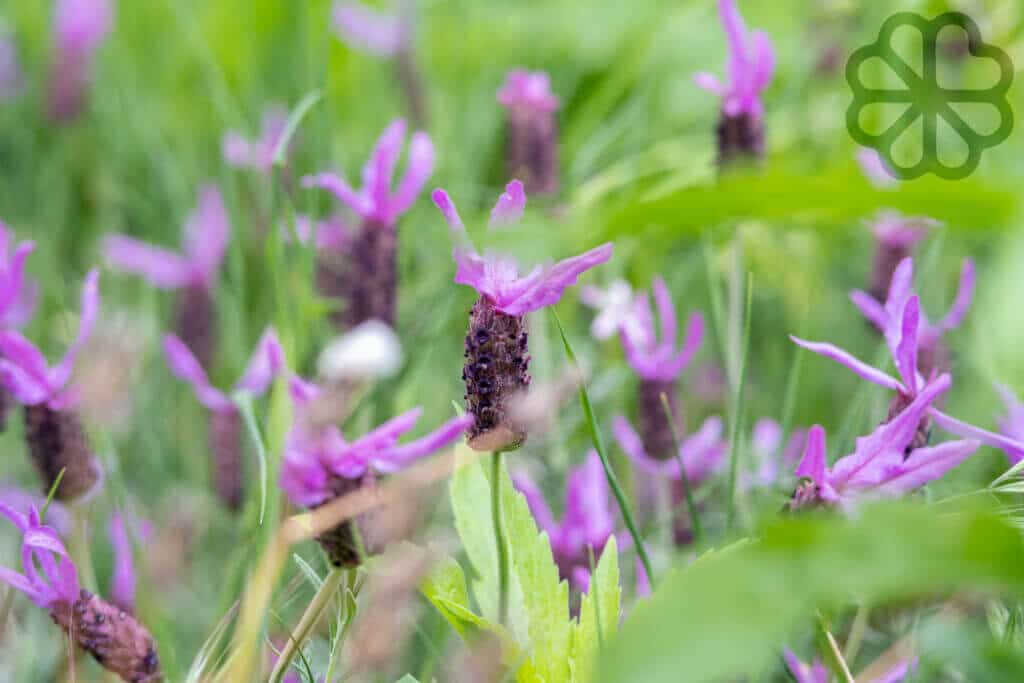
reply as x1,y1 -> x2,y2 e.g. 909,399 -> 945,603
847,12 -> 1013,180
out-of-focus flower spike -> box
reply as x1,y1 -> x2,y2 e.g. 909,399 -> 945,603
498,70 -> 561,195
47,0 -> 113,122
331,0 -> 402,56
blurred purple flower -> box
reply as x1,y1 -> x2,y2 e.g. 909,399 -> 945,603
104,185 -> 229,292
163,327 -> 284,414
743,418 -> 805,490
791,374 -> 979,508
851,256 -> 974,376
784,649 -> 914,683
0,269 -> 98,410
108,510 -> 152,614
0,502 -> 79,609
619,277 -> 704,382
0,222 -> 38,329
0,484 -> 71,535
857,148 -> 898,188
283,214 -> 352,252
303,119 -> 433,229
513,452 -> 619,593
0,34 -> 24,100
498,70 -> 560,113
613,414 -> 727,487
580,279 -> 636,341
865,216 -> 939,304
223,105 -> 290,173
997,385 -> 1024,444
331,1 -> 402,56
498,69 -> 560,195
48,0 -> 114,122
433,180 -> 613,317
792,287 -> 1024,463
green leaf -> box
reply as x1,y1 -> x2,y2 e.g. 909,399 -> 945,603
393,675 -> 420,683
597,502 -> 1024,683
571,536 -> 621,683
421,554 -> 474,638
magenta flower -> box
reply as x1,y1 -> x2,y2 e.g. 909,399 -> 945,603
104,185 -> 229,293
223,105 -> 290,173
0,484 -> 71,535
303,119 -> 433,230
613,414 -> 727,487
0,33 -> 23,100
0,502 -> 79,610
331,1 -> 402,57
0,269 -> 98,410
108,511 -> 151,614
513,452 -> 619,593
851,256 -> 973,376
433,180 -> 613,317
619,277 -> 704,383
498,69 -> 560,195
997,385 -> 1024,445
0,222 -> 38,329
791,374 -> 979,508
47,0 -> 113,122
784,649 -> 914,683
498,70 -> 560,113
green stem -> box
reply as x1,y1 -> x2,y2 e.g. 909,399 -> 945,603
491,451 -> 510,626
725,272 -> 753,534
660,393 -> 702,545
268,567 -> 346,683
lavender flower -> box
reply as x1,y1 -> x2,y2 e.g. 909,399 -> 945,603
498,69 -> 560,196
784,649 -> 913,683
694,0 -> 775,164
513,452 -> 618,594
104,186 -> 229,369
302,120 -> 433,328
279,377 -> 471,565
0,503 -> 162,682
851,256 -> 973,377
792,273 -> 1024,462
997,385 -> 1024,445
619,277 -> 705,462
0,270 -> 102,501
108,511 -> 151,614
164,328 -> 283,509
613,414 -> 725,544
0,222 -> 39,430
0,484 -> 71,535
432,180 -> 613,451
222,105 -> 289,173
790,374 -> 979,509
0,32 -> 24,100
864,214 -> 938,304
47,0 -> 113,122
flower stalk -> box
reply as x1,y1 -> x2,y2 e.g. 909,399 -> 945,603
268,567 -> 346,683
491,451 -> 510,626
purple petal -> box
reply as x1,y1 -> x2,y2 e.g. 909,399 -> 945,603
431,188 -> 465,231
489,180 -> 526,228
873,659 -> 914,683
511,471 -> 557,538
651,277 -> 677,350
858,148 -> 899,187
659,312 -> 705,381
288,374 -> 321,406
783,649 -> 827,683
612,415 -> 661,476
0,501 -> 30,532
108,512 -> 136,612
849,289 -> 888,331
794,425 -> 827,485
884,257 -> 915,327
347,407 -> 423,456
693,72 -> 726,96
930,408 -> 1024,464
937,258 -> 975,331
234,327 -> 285,395
163,335 -> 231,411
719,0 -> 749,88
331,0 -> 402,56
496,243 -> 613,316
303,173 -> 371,217
562,452 -> 615,549
871,439 -> 979,497
0,239 -> 37,318
674,416 -> 727,483
279,451 -> 331,507
373,414 -> 473,473
49,269 -> 100,392
497,70 -> 560,112
790,335 -> 904,393
102,235 -> 193,289
0,331 -> 53,402
749,29 -> 775,92
751,418 -> 782,458
222,131 -> 254,168
362,119 -> 407,214
387,131 -> 434,219
54,0 -> 113,58
183,186 -> 230,288
0,566 -> 45,606
894,295 -> 920,393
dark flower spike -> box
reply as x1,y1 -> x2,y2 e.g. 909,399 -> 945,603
0,270 -> 102,500
104,186 -> 229,369
791,374 -> 979,508
498,69 -> 561,196
47,0 -> 113,122
164,328 -> 284,509
302,119 -> 433,327
433,180 -> 612,450
0,503 -> 162,682
513,452 -> 621,595
694,0 -> 775,164
279,376 -> 471,565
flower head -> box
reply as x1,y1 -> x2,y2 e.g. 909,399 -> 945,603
223,105 -> 290,173
791,273 -> 1024,462
302,119 -> 433,228
497,69 -> 560,113
108,510 -> 151,613
279,379 -> 472,507
0,502 -> 79,610
0,222 -> 38,328
792,374 -> 979,507
694,0 -> 775,121
0,269 -> 99,410
331,1 -> 402,57
580,279 -> 636,341
513,452 -> 618,592
104,185 -> 230,291
432,180 -> 613,316
163,326 -> 284,414
53,0 -> 113,58
619,277 -> 704,382
613,414 -> 727,485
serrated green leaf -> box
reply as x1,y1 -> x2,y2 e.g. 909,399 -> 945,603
571,536 -> 621,683
421,554 -> 473,638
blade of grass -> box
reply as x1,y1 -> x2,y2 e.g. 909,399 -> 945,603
39,467 -> 67,523
725,272 -> 753,534
550,308 -> 654,583
234,392 -> 268,525
268,567 -> 346,683
272,90 -> 323,167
